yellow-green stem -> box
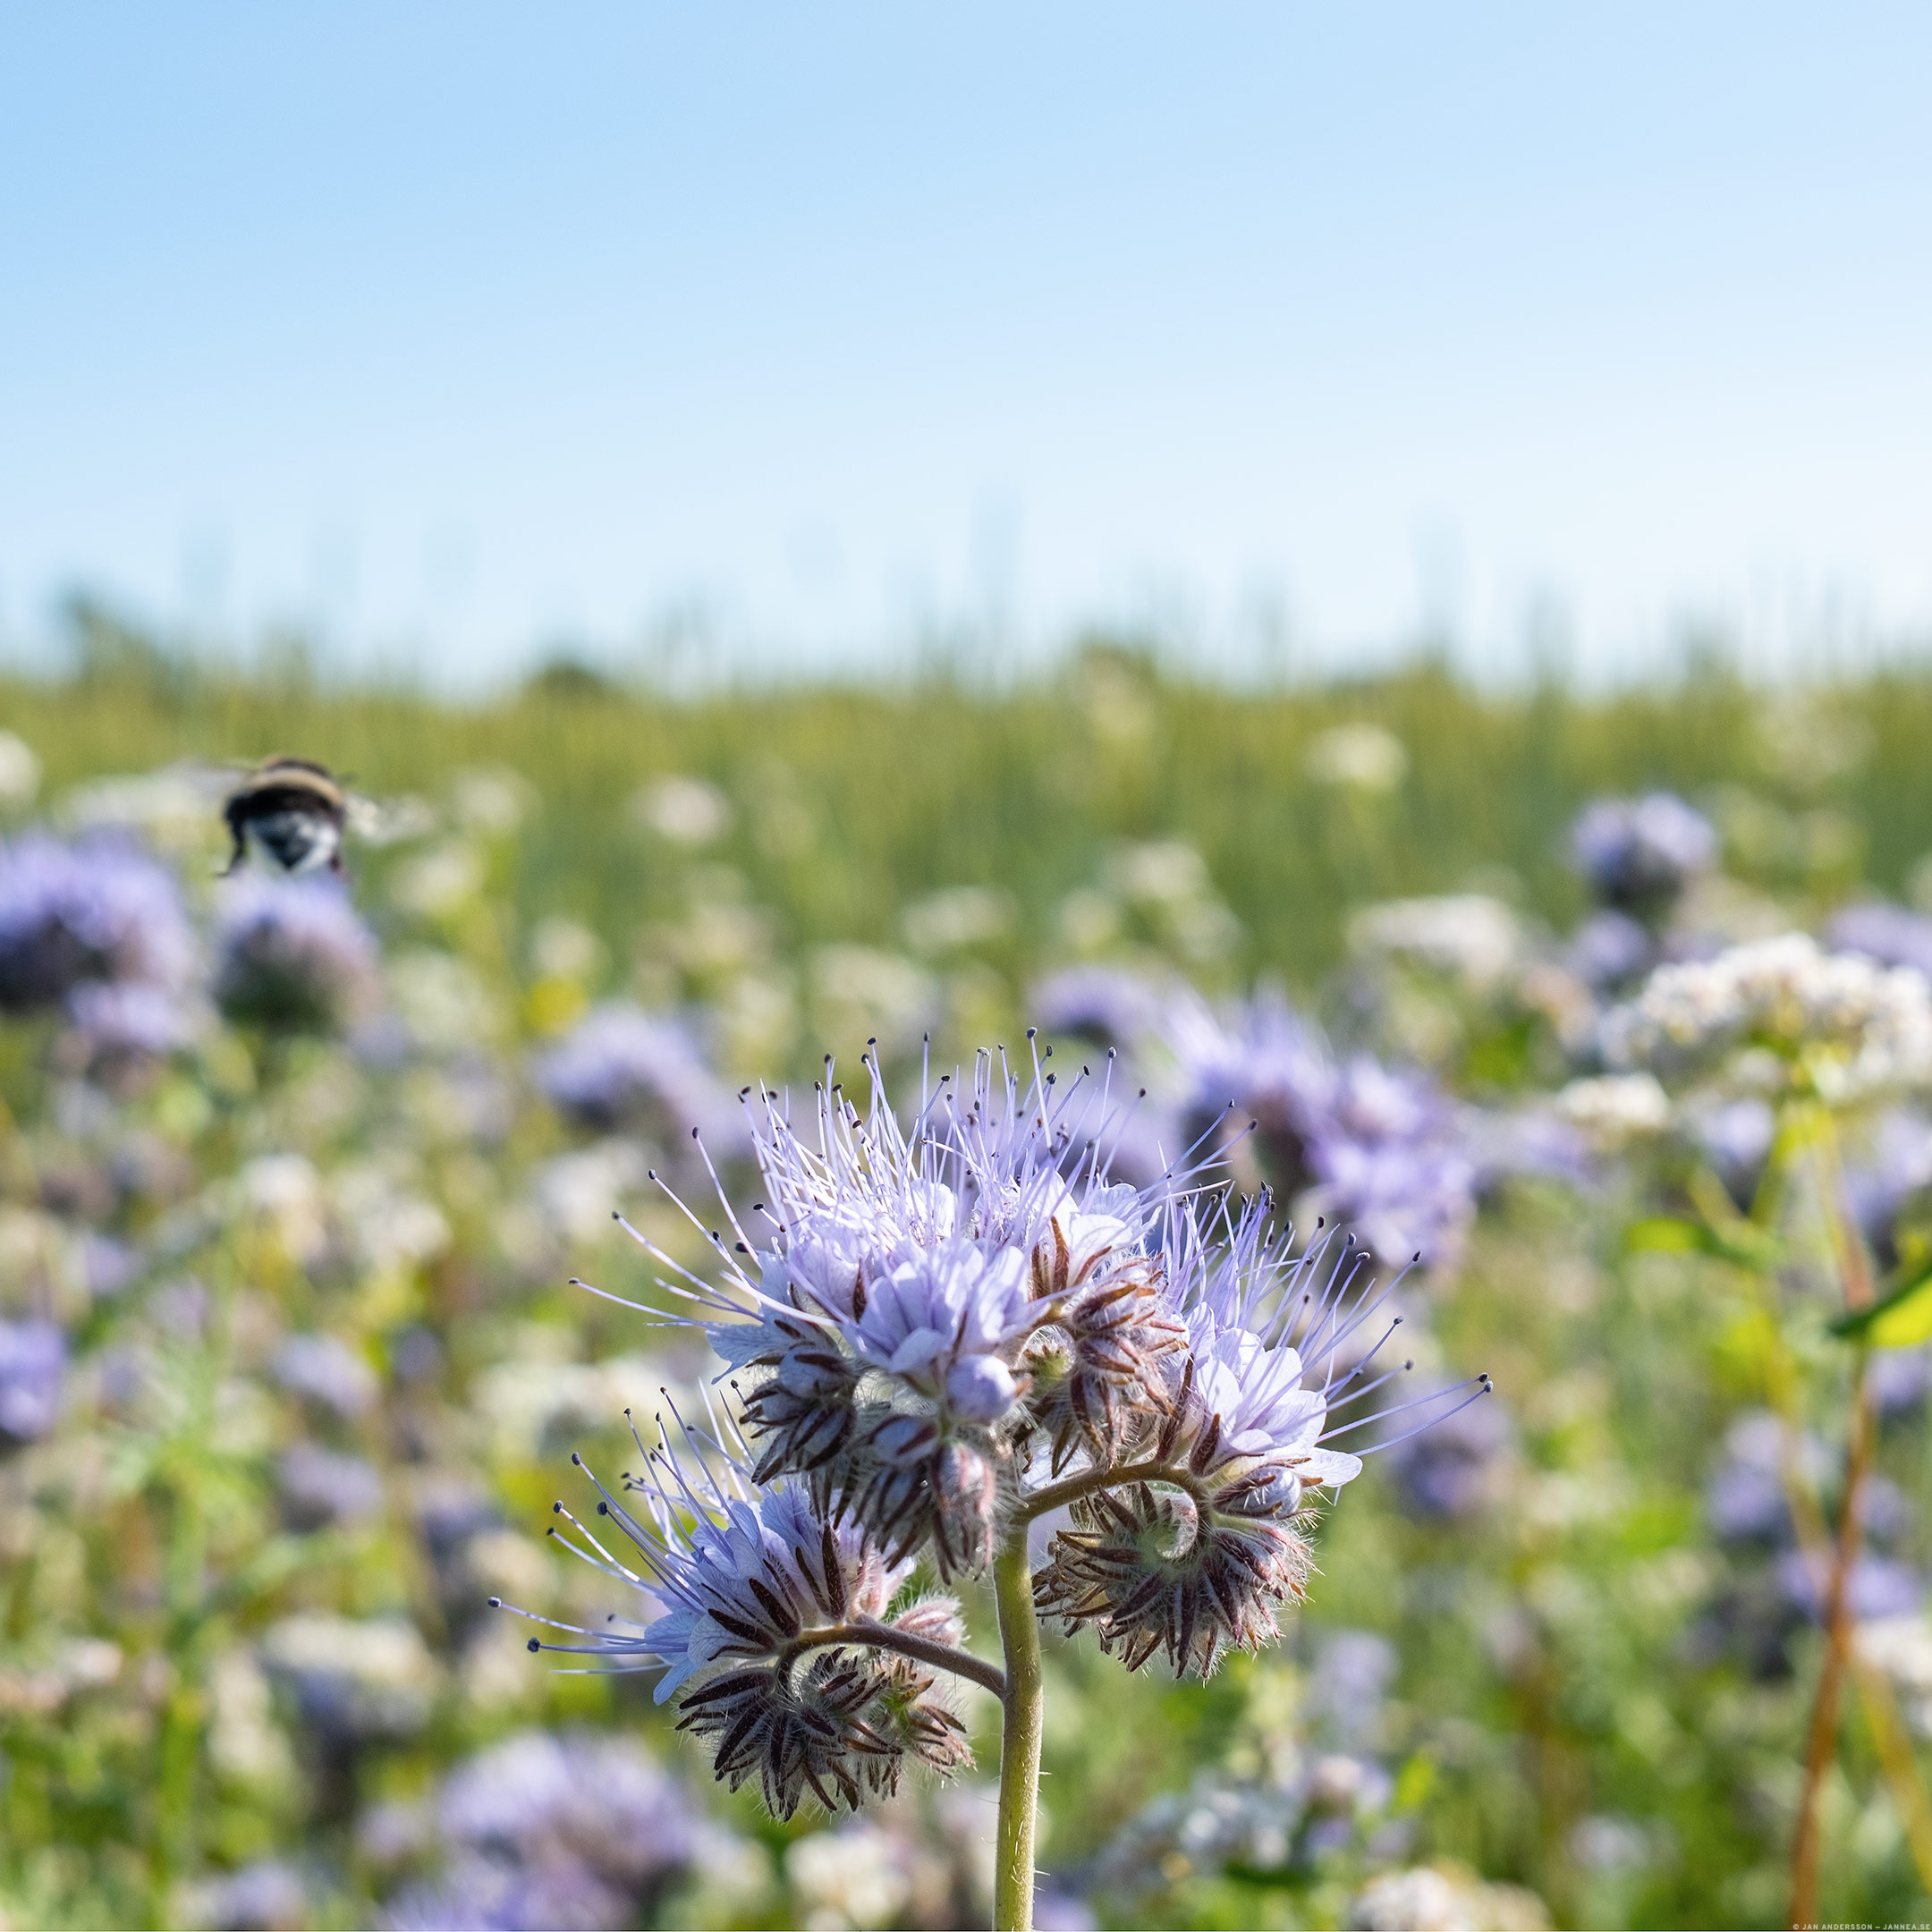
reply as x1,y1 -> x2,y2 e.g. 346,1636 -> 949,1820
992,1526 -> 1042,1932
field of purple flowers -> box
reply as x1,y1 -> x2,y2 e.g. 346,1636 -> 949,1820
7,637 -> 1932,1928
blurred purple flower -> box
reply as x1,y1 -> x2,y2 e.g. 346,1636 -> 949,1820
1706,1413 -> 1793,1546
80,1232 -> 142,1298
274,1334 -> 379,1420
259,1614 -> 436,1745
1568,909 -> 1655,991
1388,1388 -> 1511,1520
63,980 -> 196,1084
1690,1097 -> 1777,1212
535,1002 -> 746,1150
1171,995 -> 1476,1267
1033,1886 -> 1099,1931
1828,902 -> 1932,983
215,875 -> 381,1034
1569,792 -> 1716,919
1460,1106 -> 1592,1194
1842,1107 -> 1932,1264
1862,1475 -> 1913,1551
1871,1346 -> 1932,1416
436,1728 -> 698,1899
186,1859 -> 309,1932
1031,964 -> 1174,1053
1306,1629 -> 1396,1753
0,1319 -> 64,1445
278,1444 -> 386,1531
1172,991 -> 1327,1175
1777,1548 -> 1923,1624
0,831 -> 193,1012
382,1860 -> 626,1932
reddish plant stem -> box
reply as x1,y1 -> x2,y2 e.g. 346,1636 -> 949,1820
1789,1349 -> 1875,1930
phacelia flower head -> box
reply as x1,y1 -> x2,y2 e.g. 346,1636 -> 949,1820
508,1411 -> 972,1820
537,1037 -> 1481,1854
1567,909 -> 1657,993
1600,933 -> 1932,1106
848,1240 -> 1031,1393
1034,1200 -> 1487,1678
0,831 -> 193,1013
648,1046 -> 1175,1570
1569,792 -> 1718,919
537,1002 -> 748,1153
214,873 -> 382,1033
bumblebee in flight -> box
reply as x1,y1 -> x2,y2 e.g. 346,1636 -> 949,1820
222,756 -> 350,877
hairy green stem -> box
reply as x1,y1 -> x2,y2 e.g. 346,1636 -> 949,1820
776,1620 -> 1008,1701
993,1525 -> 1044,1932
1017,1459 -> 1205,1523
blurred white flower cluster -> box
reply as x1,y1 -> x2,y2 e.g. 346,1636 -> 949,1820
1602,932 -> 1932,1104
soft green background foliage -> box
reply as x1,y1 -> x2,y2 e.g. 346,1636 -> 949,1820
4,634 -> 1932,1928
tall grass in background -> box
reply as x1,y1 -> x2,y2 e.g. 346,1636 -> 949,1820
11,622 -> 1930,1013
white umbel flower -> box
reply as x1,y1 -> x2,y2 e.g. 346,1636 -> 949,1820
1601,933 -> 1932,1104
1555,1073 -> 1673,1152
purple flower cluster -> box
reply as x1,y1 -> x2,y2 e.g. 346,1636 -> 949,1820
214,874 -> 382,1034
1386,1385 -> 1512,1520
1566,908 -> 1657,993
515,1050 -> 1480,1825
1699,1410 -> 1925,1678
1568,792 -> 1717,921
64,981 -> 195,1062
382,1729 -> 700,1930
1030,964 -> 1180,1055
0,831 -> 193,1014
1170,995 -> 1477,1269
1828,902 -> 1932,984
515,1428 -> 973,1820
1841,1107 -> 1932,1267
0,1319 -> 65,1445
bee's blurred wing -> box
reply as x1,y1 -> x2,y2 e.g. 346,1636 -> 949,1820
346,792 -> 439,846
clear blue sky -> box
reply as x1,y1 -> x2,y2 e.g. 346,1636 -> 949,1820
2,5 -> 1928,685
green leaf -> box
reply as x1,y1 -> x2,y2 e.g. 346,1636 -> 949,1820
1832,1260 -> 1932,1347
1392,1750 -> 1438,1813
1626,1217 -> 1707,1253
1626,1216 -> 1778,1270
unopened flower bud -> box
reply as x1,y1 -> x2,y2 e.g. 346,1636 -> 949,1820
945,1354 -> 1019,1422
890,1596 -> 967,1648
869,1412 -> 941,1467
932,1440 -> 997,1576
777,1344 -> 857,1401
